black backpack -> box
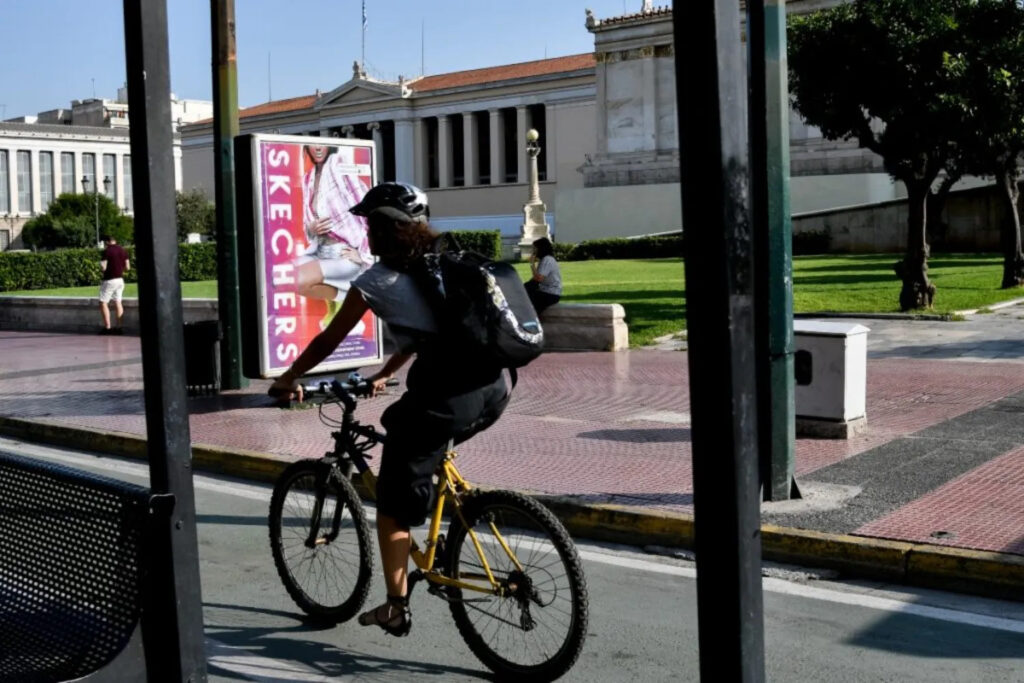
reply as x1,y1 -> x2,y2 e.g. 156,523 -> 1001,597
413,234 -> 544,382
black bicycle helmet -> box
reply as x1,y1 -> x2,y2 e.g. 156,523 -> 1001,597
349,181 -> 430,223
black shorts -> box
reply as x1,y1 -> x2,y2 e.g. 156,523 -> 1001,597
376,373 -> 508,527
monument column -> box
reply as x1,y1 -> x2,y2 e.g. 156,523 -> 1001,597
518,128 -> 551,257
414,118 -> 430,187
368,121 -> 383,159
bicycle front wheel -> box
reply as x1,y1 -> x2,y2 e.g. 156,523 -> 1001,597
445,490 -> 589,682
268,459 -> 373,623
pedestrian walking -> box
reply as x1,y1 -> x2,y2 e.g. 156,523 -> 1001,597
99,234 -> 130,335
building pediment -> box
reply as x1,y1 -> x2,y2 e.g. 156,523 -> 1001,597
315,79 -> 407,110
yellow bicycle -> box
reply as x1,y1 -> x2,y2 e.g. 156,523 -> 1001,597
268,378 -> 589,681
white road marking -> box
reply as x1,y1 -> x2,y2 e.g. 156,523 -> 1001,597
6,437 -> 1024,637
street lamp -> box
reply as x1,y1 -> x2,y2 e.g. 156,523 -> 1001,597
82,174 -> 112,246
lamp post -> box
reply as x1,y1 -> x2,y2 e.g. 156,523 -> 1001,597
517,128 -> 550,258
82,174 -> 112,246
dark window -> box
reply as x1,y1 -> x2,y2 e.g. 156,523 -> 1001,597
528,104 -> 548,181
501,107 -> 517,183
426,117 -> 439,189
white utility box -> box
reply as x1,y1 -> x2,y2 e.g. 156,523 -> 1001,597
793,320 -> 869,438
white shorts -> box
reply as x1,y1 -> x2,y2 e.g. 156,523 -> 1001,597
99,278 -> 125,303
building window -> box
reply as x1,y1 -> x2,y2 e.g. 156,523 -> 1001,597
17,151 -> 31,213
103,154 -> 116,200
0,151 -> 9,213
82,153 -> 96,193
0,229 -> 9,251
122,155 -> 133,213
61,152 -> 75,194
477,111 -> 491,185
39,152 -> 54,211
501,108 -> 517,183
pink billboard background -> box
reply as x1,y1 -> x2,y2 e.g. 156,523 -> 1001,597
258,140 -> 380,376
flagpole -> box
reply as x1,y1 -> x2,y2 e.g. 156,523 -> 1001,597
361,0 -> 366,69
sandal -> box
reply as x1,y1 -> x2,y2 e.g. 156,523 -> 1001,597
358,595 -> 411,637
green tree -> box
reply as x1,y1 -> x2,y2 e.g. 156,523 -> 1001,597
943,0 -> 1024,288
21,193 -> 133,250
788,0 -> 968,310
175,189 -> 216,242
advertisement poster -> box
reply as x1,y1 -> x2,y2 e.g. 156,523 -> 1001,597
238,134 -> 382,378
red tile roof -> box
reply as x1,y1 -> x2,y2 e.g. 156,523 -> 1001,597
188,54 -> 596,127
409,53 -> 595,92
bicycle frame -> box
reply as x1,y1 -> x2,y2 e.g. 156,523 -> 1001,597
340,438 -> 525,598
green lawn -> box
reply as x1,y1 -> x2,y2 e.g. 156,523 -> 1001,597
3,281 -> 219,299
5,254 -> 1023,347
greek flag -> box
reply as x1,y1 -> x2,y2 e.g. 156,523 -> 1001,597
362,0 -> 367,30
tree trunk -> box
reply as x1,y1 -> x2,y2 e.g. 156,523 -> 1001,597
999,170 -> 1024,289
894,180 -> 936,310
926,173 -> 958,247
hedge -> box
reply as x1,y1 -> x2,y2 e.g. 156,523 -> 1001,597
445,229 -> 502,260
0,242 -> 218,292
555,234 -> 684,261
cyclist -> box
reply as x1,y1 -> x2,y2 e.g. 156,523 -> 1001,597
269,182 -> 509,637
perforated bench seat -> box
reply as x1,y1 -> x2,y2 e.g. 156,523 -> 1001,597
0,451 -> 151,682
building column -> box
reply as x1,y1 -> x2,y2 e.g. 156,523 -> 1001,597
543,104 -> 557,182
7,148 -> 19,214
516,105 -> 529,183
341,125 -> 355,139
414,118 -> 430,188
368,121 -> 383,169
394,119 -> 416,184
115,153 -> 126,211
595,54 -> 608,156
30,149 -> 41,214
437,115 -> 453,188
641,47 -> 658,151
462,112 -> 479,186
489,109 -> 504,185
75,151 -> 85,193
173,146 -> 183,191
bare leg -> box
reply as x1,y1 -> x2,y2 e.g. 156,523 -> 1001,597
99,302 -> 111,329
114,300 -> 124,328
377,514 -> 411,597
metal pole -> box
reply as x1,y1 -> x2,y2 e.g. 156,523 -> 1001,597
94,185 -> 99,245
211,0 -> 247,390
749,0 -> 797,501
672,2 -> 766,680
121,0 -> 208,679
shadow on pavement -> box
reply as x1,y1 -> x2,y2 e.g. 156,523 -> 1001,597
578,427 -> 691,443
869,341 -> 1023,360
203,602 -> 490,681
844,598 -> 1024,659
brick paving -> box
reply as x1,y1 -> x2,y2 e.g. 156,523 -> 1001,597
3,310 -> 1024,556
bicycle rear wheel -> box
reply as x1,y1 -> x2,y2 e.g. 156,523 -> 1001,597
445,490 -> 589,682
268,459 -> 373,623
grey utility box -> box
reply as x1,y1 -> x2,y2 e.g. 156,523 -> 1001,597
793,320 -> 869,439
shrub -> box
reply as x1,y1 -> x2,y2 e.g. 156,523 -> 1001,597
792,230 -> 832,255
176,189 -> 216,241
558,233 -> 684,261
0,242 -> 217,292
21,193 -> 133,249
446,229 -> 502,260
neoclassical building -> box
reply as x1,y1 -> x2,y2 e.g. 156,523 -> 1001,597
180,1 -> 907,244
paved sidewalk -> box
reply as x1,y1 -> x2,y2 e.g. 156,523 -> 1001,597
2,307 -> 1024,558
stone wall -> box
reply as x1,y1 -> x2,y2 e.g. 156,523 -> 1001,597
793,182 -> 1009,253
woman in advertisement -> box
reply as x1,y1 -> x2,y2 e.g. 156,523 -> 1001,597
296,144 -> 373,327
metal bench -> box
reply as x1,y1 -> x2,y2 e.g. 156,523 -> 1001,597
0,451 -> 157,682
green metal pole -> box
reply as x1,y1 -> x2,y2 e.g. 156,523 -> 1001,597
211,0 -> 247,389
749,0 -> 796,500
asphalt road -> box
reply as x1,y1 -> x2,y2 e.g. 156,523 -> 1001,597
4,436 -> 1024,682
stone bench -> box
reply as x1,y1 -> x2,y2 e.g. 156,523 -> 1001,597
539,303 -> 629,352
0,296 -> 629,352
0,296 -> 217,333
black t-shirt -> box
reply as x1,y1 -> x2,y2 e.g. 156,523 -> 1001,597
102,244 -> 128,280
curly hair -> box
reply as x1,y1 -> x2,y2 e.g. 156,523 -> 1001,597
367,212 -> 439,270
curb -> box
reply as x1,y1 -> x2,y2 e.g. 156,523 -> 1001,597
3,416 -> 1023,601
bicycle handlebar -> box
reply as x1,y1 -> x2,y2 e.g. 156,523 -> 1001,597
301,372 -> 400,412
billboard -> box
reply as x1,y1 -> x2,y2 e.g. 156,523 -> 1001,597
236,134 -> 383,379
